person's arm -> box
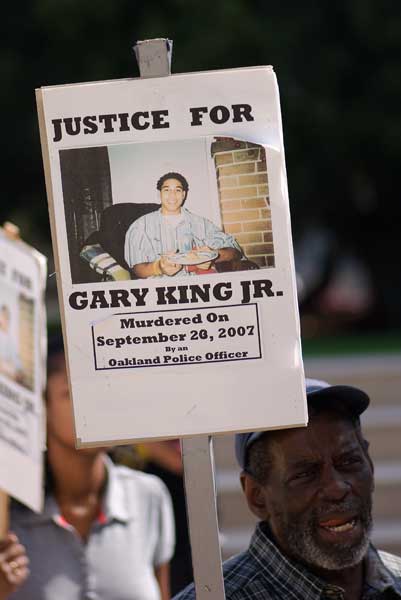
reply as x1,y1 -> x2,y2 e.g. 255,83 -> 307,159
155,562 -> 170,600
153,478 -> 175,600
0,533 -> 29,599
133,256 -> 182,278
198,217 -> 242,267
125,217 -> 169,278
194,245 -> 241,271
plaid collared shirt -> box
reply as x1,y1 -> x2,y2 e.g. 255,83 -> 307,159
174,522 -> 401,600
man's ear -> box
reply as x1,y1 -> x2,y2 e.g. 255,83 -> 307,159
360,433 -> 375,490
366,446 -> 375,493
240,472 -> 269,521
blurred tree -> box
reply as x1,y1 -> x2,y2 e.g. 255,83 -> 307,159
1,0 -> 400,329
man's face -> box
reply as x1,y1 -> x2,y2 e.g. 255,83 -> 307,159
243,412 -> 374,572
159,178 -> 186,215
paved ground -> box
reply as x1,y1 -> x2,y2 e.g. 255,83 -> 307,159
213,353 -> 401,559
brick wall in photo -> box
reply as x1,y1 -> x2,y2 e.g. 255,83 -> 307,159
211,138 -> 275,268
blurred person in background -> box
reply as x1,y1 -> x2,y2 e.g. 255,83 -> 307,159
0,336 -> 175,600
112,439 -> 193,596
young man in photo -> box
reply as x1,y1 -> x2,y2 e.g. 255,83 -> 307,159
124,172 -> 241,278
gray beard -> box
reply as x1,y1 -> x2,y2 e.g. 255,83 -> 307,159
281,498 -> 372,571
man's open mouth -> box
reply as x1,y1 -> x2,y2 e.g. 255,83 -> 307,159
319,516 -> 357,533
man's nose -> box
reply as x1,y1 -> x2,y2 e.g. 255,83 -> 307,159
319,466 -> 350,501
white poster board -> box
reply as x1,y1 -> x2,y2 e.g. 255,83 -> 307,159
0,229 -> 47,511
36,66 -> 307,446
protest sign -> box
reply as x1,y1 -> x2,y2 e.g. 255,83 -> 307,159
36,66 -> 307,446
0,227 -> 47,511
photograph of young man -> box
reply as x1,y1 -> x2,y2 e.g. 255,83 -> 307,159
124,172 -> 242,278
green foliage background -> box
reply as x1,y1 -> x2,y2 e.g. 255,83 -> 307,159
1,0 -> 400,330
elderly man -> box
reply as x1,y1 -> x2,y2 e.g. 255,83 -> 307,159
175,379 -> 401,599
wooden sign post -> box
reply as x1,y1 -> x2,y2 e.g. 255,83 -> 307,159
0,491 -> 9,539
181,436 -> 225,598
135,38 -> 225,599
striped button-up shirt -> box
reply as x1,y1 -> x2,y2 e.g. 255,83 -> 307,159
124,208 -> 241,272
174,522 -> 401,599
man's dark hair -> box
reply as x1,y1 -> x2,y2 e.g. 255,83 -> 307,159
156,172 -> 189,193
245,396 -> 369,485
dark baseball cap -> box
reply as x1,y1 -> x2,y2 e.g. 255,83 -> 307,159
235,378 -> 370,470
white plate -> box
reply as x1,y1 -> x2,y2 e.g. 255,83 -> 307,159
168,250 -> 218,266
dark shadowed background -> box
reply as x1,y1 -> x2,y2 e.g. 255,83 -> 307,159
1,0 -> 400,346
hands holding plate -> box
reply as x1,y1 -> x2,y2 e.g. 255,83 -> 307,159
156,247 -> 218,276
159,253 -> 183,276
190,245 -> 215,270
